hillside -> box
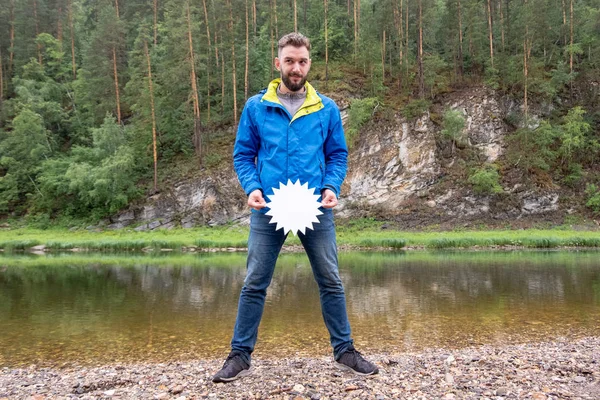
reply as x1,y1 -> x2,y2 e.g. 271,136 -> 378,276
104,80 -> 600,231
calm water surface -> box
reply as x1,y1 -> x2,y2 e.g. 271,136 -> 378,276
1,251 -> 599,367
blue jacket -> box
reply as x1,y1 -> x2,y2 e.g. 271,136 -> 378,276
233,78 -> 348,211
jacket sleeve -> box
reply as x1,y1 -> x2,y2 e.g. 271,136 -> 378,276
233,101 -> 263,195
321,104 -> 348,197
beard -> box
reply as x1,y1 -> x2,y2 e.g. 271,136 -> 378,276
281,72 -> 307,92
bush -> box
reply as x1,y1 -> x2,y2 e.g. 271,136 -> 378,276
468,165 -> 503,195
402,99 -> 431,120
506,121 -> 558,174
563,163 -> 584,187
345,97 -> 379,147
585,184 -> 600,214
441,109 -> 466,148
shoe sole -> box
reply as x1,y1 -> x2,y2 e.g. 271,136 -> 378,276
212,367 -> 253,383
334,362 -> 379,376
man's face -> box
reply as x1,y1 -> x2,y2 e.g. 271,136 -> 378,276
275,45 -> 311,92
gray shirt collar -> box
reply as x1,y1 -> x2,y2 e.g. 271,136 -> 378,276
276,85 -> 307,117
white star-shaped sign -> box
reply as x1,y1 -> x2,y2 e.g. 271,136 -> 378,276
265,179 -> 323,236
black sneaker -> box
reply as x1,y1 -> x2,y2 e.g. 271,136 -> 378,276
212,351 -> 252,383
335,346 -> 379,376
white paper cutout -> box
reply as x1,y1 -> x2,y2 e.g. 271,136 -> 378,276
265,179 -> 323,236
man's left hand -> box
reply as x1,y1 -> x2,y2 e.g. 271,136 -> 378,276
321,189 -> 338,209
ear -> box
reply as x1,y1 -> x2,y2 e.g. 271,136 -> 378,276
274,57 -> 281,72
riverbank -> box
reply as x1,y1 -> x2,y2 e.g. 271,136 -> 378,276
1,225 -> 600,252
1,337 -> 598,399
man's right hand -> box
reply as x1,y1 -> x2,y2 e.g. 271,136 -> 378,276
248,189 -> 267,210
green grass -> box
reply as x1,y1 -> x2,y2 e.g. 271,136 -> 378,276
2,248 -> 600,270
0,226 -> 599,252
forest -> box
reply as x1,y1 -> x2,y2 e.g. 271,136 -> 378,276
0,0 -> 599,223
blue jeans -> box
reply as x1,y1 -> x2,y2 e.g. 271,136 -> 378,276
230,210 -> 353,363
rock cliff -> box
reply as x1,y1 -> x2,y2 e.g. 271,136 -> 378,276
110,86 -> 568,230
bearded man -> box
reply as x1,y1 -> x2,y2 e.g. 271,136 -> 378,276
212,32 -> 378,383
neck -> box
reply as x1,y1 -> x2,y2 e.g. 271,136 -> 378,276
278,82 -> 305,94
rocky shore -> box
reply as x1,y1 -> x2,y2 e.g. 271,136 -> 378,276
1,337 -> 599,400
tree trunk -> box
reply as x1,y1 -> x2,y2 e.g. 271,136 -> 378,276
144,40 -> 159,192
253,0 -> 257,35
273,0 -> 278,39
293,0 -> 297,32
0,47 -> 4,104
69,0 -> 76,79
562,0 -> 567,46
524,0 -> 529,120
353,0 -> 358,64
569,0 -> 573,74
523,38 -> 528,120
154,0 -> 158,45
34,0 -> 42,65
381,30 -> 385,81
357,0 -> 360,34
114,0 -> 120,18
505,0 -> 510,52
487,0 -> 494,69
202,0 -> 212,121
227,0 -> 238,124
324,0 -> 328,88
457,0 -> 464,78
221,53 -> 225,114
389,34 -> 393,78
214,20 -> 219,68
418,0 -> 424,98
186,0 -> 202,157
498,0 -> 505,51
406,0 -> 409,78
245,0 -> 249,100
112,46 -> 122,123
57,5 -> 63,43
9,0 -> 15,76
397,0 -> 403,90
270,0 -> 274,81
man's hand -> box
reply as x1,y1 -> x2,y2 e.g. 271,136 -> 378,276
248,189 -> 267,210
321,189 -> 338,209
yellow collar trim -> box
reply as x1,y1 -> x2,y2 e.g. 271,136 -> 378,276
261,78 -> 324,121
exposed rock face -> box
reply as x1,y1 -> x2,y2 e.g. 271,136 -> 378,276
340,113 -> 440,215
450,87 -> 505,162
111,86 -> 564,229
109,171 -> 248,230
338,87 -> 563,226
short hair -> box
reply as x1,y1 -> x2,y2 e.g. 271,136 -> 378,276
278,32 -> 311,54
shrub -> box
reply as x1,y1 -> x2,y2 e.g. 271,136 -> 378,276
585,184 -> 600,214
468,165 -> 503,195
441,109 -> 466,149
563,163 -> 584,187
402,99 -> 431,120
506,121 -> 558,174
345,97 -> 379,147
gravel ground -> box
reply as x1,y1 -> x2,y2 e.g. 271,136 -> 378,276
1,337 -> 599,400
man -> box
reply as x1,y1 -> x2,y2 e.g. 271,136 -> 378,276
212,32 -> 378,383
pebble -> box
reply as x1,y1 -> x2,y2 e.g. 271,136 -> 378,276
293,383 -> 305,393
445,373 -> 454,385
0,337 -> 598,399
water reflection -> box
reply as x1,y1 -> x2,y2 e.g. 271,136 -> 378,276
0,251 -> 599,367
